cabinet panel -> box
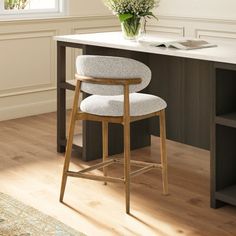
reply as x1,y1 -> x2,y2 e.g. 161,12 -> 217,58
183,59 -> 213,149
148,54 -> 184,143
149,55 -> 213,150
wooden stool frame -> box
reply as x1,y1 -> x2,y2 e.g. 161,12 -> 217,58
60,75 -> 168,214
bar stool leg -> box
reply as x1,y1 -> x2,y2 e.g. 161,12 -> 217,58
124,120 -> 131,214
123,84 -> 131,214
102,121 -> 108,185
159,109 -> 168,195
60,81 -> 81,202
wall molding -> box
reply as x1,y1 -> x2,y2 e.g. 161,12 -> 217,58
147,24 -> 185,36
158,14 -> 236,25
0,29 -> 57,40
149,14 -> 236,40
195,29 -> 236,42
0,15 -> 116,26
0,96 -> 73,121
0,86 -> 56,99
0,29 -> 56,97
1,14 -> 236,26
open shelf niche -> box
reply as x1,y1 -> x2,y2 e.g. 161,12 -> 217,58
212,64 -> 236,208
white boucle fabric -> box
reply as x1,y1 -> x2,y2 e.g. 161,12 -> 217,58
76,55 -> 151,95
80,93 -> 167,117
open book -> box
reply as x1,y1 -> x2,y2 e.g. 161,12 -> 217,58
148,39 -> 217,50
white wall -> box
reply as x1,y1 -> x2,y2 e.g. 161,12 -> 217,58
68,0 -> 236,21
1,0 -> 236,121
157,0 -> 236,20
68,0 -> 110,16
147,0 -> 236,42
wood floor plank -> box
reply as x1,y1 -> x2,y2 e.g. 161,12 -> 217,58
0,112 -> 236,236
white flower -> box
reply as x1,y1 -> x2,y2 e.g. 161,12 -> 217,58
104,0 -> 159,16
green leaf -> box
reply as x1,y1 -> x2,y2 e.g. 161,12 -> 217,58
118,13 -> 134,23
139,12 -> 158,20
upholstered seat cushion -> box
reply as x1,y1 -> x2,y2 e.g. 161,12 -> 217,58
80,93 -> 167,117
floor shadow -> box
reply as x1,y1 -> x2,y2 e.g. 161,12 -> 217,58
128,213 -> 165,234
61,201 -> 122,235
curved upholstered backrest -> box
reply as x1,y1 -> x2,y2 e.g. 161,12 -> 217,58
76,55 -> 152,95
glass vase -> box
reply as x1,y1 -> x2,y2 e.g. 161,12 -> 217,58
121,17 -> 141,40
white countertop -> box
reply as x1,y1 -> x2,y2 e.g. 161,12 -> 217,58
54,32 -> 236,65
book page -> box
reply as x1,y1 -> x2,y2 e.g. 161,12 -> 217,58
153,40 -> 216,50
139,38 -> 217,50
178,40 -> 210,48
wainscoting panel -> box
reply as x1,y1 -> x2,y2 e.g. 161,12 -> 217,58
0,30 -> 56,97
147,25 -> 184,37
0,16 -> 119,121
1,14 -> 236,121
149,16 -> 236,40
195,29 -> 236,43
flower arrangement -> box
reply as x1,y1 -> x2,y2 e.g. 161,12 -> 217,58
104,0 -> 159,39
4,0 -> 28,10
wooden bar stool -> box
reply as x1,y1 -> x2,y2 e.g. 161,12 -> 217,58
60,55 -> 168,214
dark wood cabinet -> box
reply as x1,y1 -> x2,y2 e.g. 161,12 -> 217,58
148,55 -> 213,150
211,63 -> 236,208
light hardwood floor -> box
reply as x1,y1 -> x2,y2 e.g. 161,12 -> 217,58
0,112 -> 236,236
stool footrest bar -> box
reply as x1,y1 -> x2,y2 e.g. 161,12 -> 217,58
67,171 -> 125,183
116,159 -> 162,168
79,159 -> 115,173
130,165 -> 156,178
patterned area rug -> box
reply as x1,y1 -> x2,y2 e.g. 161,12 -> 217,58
0,193 -> 86,236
